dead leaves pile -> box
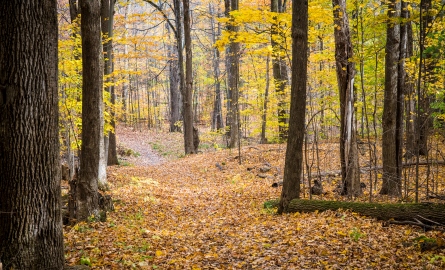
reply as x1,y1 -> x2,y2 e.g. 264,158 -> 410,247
64,145 -> 445,269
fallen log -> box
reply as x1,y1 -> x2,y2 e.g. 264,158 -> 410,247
277,199 -> 445,226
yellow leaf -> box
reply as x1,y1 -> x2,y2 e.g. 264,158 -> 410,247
155,250 -> 163,257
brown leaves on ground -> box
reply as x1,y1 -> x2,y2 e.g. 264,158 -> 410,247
64,130 -> 445,269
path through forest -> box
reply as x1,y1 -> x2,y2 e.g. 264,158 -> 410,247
64,128 -> 445,268
116,125 -> 165,166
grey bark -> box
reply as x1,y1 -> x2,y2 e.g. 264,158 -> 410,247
210,3 -> 224,131
261,55 -> 271,144
0,0 -> 64,268
168,23 -> 182,132
402,0 -> 415,158
381,0 -> 402,196
182,0 -> 197,154
225,0 -> 240,148
271,0 -> 289,141
278,0 -> 308,213
77,0 -> 104,220
101,0 -> 119,166
332,0 -> 360,196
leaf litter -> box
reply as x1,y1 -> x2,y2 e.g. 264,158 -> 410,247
64,128 -> 445,269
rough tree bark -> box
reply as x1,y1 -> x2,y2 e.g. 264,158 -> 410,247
101,0 -> 119,166
168,23 -> 182,132
182,0 -> 198,154
261,55 -> 271,144
0,0 -> 64,267
210,2 -> 224,131
271,0 -> 289,141
332,0 -> 360,196
77,0 -> 104,221
278,0 -> 308,214
402,0 -> 415,159
277,199 -> 445,225
226,0 -> 240,148
381,0 -> 402,196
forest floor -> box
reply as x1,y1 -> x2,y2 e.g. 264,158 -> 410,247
64,125 -> 445,269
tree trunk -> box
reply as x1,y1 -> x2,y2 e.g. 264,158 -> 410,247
101,0 -> 119,166
332,0 -> 360,196
417,0 -> 434,157
261,54 -> 271,144
403,0 -> 415,158
182,0 -> 197,154
0,1 -> 64,268
168,21 -> 182,132
78,0 -> 103,221
271,0 -> 289,141
210,3 -> 224,131
121,1 -> 130,122
226,0 -> 240,149
381,0 -> 402,196
280,199 -> 445,225
69,0 -> 79,22
278,0 -> 308,214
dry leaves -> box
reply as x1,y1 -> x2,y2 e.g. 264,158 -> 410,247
64,130 -> 445,269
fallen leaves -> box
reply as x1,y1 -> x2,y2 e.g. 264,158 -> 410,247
63,130 -> 445,269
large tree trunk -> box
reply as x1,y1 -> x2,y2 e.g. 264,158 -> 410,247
210,3 -> 224,131
332,0 -> 360,196
77,0 -> 103,221
271,0 -> 289,141
381,0 -> 402,196
226,0 -> 240,149
280,199 -> 445,225
0,1 -> 64,268
182,0 -> 197,154
278,0 -> 308,214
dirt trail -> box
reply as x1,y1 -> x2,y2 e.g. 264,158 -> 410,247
116,125 -> 165,166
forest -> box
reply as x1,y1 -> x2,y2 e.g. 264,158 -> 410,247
1,0 -> 445,268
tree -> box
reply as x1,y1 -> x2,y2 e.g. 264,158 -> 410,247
226,0 -> 240,148
0,0 -> 64,268
77,0 -> 104,220
332,0 -> 360,196
380,0 -> 402,196
271,0 -> 289,141
168,21 -> 182,133
278,0 -> 308,214
182,0 -> 198,154
101,0 -> 119,166
210,2 -> 224,131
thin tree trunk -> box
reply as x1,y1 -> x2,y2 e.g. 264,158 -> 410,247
271,0 -> 289,141
261,54 -> 271,144
105,0 -> 118,165
210,3 -> 224,131
403,0 -> 415,159
0,1 -> 64,267
278,0 -> 308,214
122,1 -> 130,122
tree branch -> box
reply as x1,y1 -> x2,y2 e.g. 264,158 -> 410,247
142,0 -> 177,38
